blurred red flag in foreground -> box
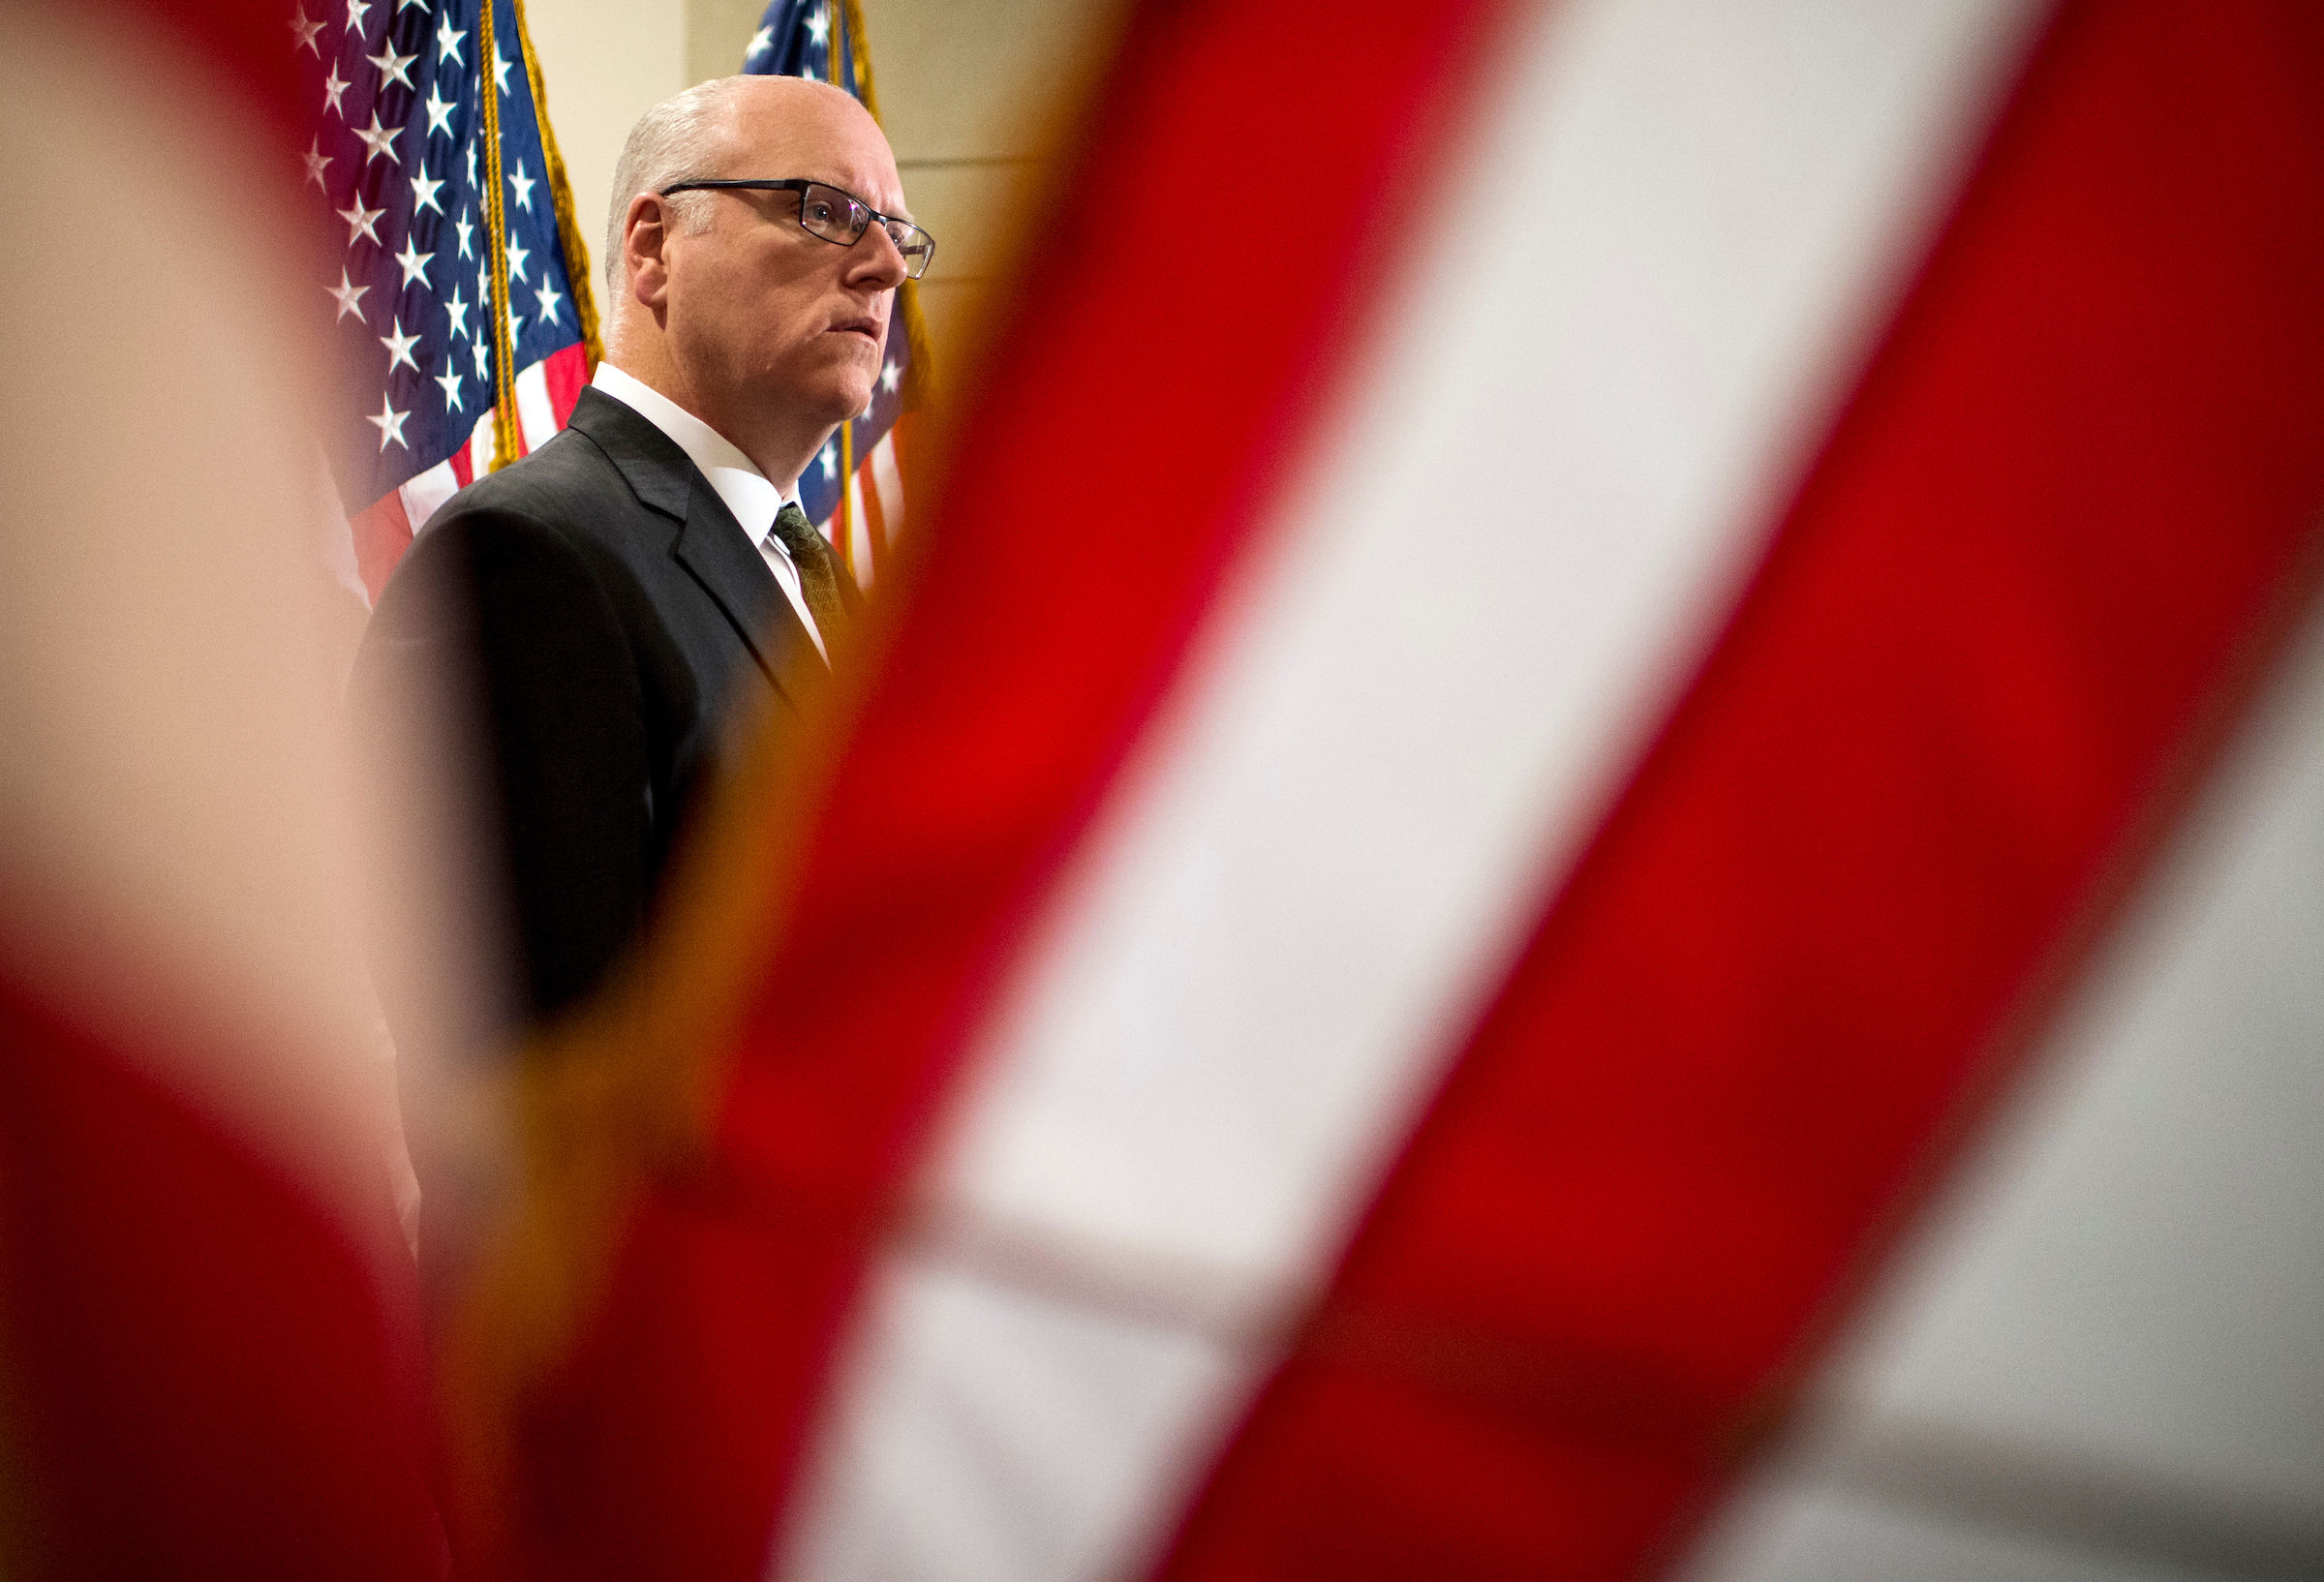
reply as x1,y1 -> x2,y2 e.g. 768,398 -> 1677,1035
447,0 -> 2324,1578
0,1 -> 443,1573
8,0 -> 2322,1578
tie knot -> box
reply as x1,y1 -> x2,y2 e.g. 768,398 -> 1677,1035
771,501 -> 819,554
769,501 -> 850,654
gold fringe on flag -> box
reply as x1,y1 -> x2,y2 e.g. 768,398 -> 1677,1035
842,0 -> 933,412
475,0 -> 521,472
511,0 -> 603,372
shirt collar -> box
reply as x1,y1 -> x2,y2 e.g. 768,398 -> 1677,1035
591,362 -> 798,545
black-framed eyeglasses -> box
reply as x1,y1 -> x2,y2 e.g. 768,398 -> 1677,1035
657,178 -> 935,280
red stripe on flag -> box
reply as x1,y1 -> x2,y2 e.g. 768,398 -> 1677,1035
540,342 -> 589,428
351,489 -> 415,606
514,0 -> 1525,1573
0,970 -> 444,1577
1152,2 -> 2324,1575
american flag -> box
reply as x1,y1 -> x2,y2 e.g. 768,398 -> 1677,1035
743,0 -> 925,589
290,0 -> 596,604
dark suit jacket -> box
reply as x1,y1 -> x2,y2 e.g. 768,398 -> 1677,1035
355,387 -> 815,1030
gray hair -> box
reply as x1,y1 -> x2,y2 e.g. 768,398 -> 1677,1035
603,78 -> 743,294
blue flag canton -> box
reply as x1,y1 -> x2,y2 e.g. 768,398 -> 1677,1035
290,0 -> 583,513
742,0 -> 912,528
741,0 -> 860,92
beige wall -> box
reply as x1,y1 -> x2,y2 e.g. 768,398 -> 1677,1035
525,0 -> 1128,377
522,0 -> 688,294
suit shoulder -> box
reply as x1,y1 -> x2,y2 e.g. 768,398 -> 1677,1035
389,430 -> 656,591
371,454 -> 641,647
434,426 -> 627,538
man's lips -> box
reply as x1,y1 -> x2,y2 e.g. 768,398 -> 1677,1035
830,316 -> 882,343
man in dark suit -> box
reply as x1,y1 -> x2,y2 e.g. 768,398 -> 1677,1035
357,74 -> 932,1036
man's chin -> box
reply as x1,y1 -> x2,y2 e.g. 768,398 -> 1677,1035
779,351 -> 881,435
809,382 -> 878,432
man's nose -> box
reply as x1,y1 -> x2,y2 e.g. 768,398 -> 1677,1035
853,223 -> 910,287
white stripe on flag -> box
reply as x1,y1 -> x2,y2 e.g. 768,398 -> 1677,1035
773,1 -> 2049,1578
846,470 -> 872,586
398,457 -> 460,539
871,432 -> 904,546
515,357 -> 557,453
1678,593 -> 2324,1582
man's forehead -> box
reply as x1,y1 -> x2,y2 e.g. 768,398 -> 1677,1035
723,82 -> 902,207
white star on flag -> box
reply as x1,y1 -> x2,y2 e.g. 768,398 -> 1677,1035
747,26 -> 774,61
807,7 -> 830,46
353,110 -> 402,167
394,235 -> 434,289
367,41 -> 417,91
325,267 -> 369,323
365,391 -> 409,451
288,4 -> 324,55
879,359 -> 900,394
337,195 -> 384,248
378,316 -> 421,375
819,441 -> 838,479
296,0 -> 599,611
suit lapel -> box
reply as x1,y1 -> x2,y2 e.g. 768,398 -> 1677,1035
566,388 -> 817,699
671,472 -> 819,688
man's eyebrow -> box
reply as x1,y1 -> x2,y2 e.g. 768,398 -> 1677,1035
805,175 -> 912,223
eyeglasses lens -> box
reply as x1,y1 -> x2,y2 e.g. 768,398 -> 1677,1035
797,185 -> 864,245
798,183 -> 933,280
884,222 -> 934,279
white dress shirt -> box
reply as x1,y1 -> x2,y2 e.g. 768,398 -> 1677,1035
590,361 -> 828,663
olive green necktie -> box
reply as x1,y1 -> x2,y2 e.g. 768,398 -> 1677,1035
770,501 -> 849,655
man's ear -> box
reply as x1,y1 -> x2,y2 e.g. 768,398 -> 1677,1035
625,193 -> 673,312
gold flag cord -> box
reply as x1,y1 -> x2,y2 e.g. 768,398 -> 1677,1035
829,11 -> 856,564
476,0 -> 521,472
841,0 -> 933,412
511,0 -> 603,371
